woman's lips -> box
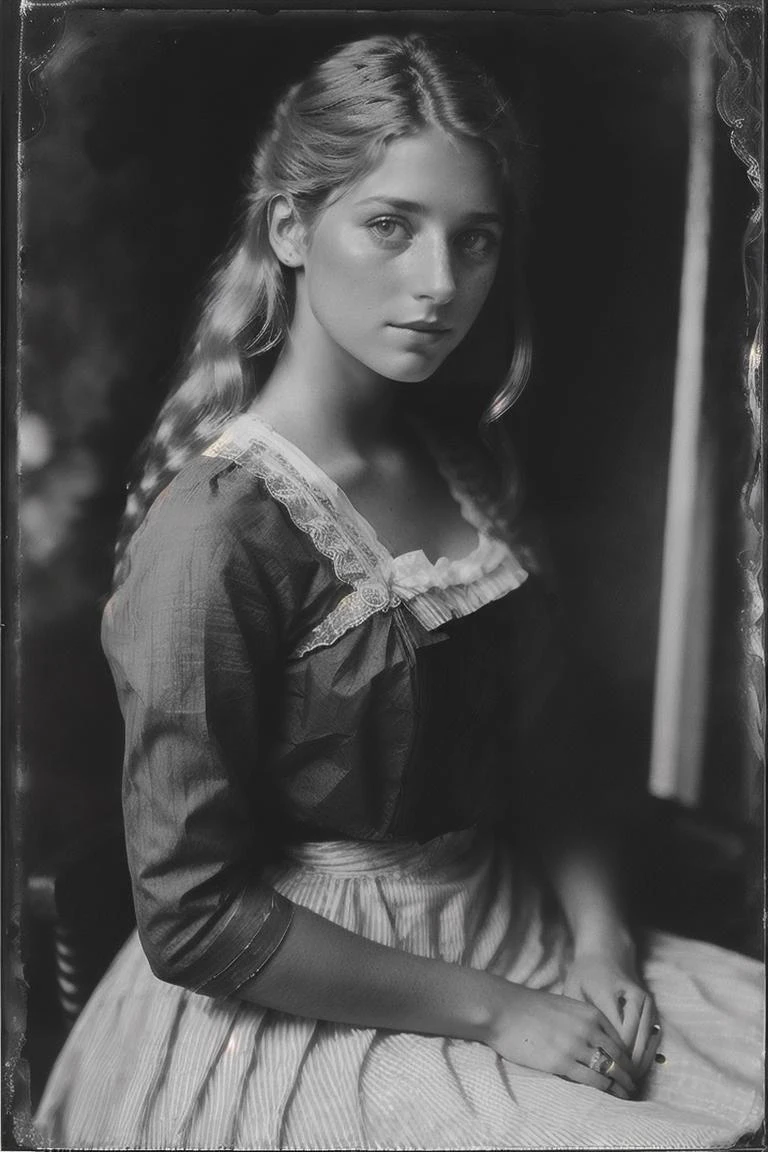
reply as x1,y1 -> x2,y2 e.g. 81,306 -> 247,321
389,322 -> 451,341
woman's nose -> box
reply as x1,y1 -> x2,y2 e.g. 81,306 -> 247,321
412,234 -> 456,306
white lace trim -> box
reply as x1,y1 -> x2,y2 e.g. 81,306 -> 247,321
390,540 -> 529,632
204,413 -> 528,656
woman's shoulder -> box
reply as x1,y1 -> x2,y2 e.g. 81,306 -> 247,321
121,448 -> 319,593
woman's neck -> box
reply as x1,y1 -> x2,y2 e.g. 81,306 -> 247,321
252,307 -> 399,466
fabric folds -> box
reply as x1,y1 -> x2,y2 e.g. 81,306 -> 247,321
203,412 -> 530,654
35,831 -> 765,1149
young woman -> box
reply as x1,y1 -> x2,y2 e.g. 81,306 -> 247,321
36,32 -> 763,1150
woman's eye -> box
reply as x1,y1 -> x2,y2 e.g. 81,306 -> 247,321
368,217 -> 408,242
457,230 -> 499,257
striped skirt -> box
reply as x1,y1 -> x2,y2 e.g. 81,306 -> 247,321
35,829 -> 764,1149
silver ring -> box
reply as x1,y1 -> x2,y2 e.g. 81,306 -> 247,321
588,1046 -> 616,1078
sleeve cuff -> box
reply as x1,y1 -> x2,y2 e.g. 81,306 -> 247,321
183,888 -> 295,998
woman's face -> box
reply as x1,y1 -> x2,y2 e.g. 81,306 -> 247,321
296,127 -> 505,385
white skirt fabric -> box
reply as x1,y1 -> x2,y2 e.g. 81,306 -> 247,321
35,829 -> 764,1150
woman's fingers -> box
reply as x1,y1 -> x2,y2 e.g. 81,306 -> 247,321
584,986 -> 627,1042
567,1062 -> 629,1099
617,988 -> 645,1052
583,1040 -> 636,1096
588,1010 -> 630,1057
567,999 -> 636,1093
629,994 -> 653,1062
590,1033 -> 636,1089
633,1006 -> 662,1078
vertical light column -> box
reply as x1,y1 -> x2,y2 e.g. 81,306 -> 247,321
649,16 -> 716,806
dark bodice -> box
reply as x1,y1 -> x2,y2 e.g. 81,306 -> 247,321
102,413 -> 564,997
271,582 -> 563,845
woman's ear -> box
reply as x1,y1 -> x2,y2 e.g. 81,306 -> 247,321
267,195 -> 306,269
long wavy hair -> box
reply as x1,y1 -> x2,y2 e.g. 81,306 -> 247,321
114,32 -> 534,585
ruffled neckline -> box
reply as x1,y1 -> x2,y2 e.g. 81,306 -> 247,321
204,411 -> 529,651
236,411 -> 500,578
387,534 -> 513,596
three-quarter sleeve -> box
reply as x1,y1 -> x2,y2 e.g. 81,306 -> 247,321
102,477 -> 296,997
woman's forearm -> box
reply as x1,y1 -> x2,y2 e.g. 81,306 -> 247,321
238,903 -> 502,1042
544,837 -> 634,957
237,902 -> 645,1089
520,765 -> 633,959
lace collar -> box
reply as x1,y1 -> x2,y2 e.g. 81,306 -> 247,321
203,411 -> 529,655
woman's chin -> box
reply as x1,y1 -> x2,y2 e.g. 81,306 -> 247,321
379,355 -> 447,385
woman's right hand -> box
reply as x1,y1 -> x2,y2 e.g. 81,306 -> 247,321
484,979 -> 637,1099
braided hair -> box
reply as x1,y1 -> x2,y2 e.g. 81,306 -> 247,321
114,32 -> 533,586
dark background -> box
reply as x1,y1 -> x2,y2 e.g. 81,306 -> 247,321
8,3 -> 762,1124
